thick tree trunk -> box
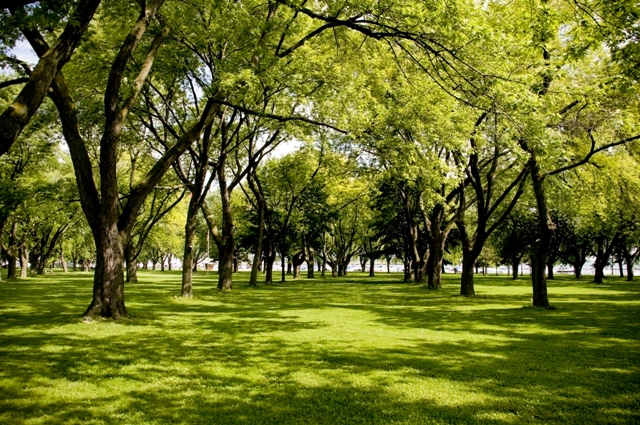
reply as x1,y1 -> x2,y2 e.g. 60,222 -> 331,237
460,256 -> 476,297
217,241 -> 234,290
574,263 -> 583,279
306,259 -> 315,278
19,247 -> 29,278
83,226 -> 127,319
7,253 -> 17,279
512,261 -> 519,280
427,233 -> 446,289
593,238 -> 608,284
265,252 -> 275,284
547,263 -> 554,280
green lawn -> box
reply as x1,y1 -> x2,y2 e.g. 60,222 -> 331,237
0,270 -> 638,424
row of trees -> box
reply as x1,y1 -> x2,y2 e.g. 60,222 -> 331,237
1,0 -> 638,317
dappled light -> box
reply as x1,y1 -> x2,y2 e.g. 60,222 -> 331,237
1,271 -> 638,424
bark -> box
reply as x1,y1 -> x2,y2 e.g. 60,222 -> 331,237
292,251 -> 305,278
529,156 -> 551,308
626,259 -> 634,281
180,205 -> 197,297
512,261 -> 519,280
460,256 -> 476,297
547,263 -> 554,280
265,250 -> 276,284
19,247 -> 28,278
306,259 -> 315,278
369,257 -> 375,277
360,257 -> 367,273
233,257 -> 239,273
124,241 -> 138,283
426,229 -> 446,289
386,256 -> 391,273
0,0 -> 101,157
249,193 -> 265,286
217,242 -> 234,290
60,248 -> 68,273
83,224 -> 127,319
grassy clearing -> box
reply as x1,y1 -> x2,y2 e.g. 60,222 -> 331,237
0,270 -> 639,424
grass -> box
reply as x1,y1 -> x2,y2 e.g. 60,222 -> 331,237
0,270 -> 639,424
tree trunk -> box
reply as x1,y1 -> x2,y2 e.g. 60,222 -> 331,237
625,254 -> 634,281
512,261 -> 519,280
287,260 -> 293,275
574,263 -> 583,279
360,257 -> 367,273
19,247 -> 29,278
460,256 -> 476,297
217,241 -> 234,290
529,156 -> 551,308
61,248 -> 68,273
547,263 -> 554,280
306,260 -> 315,278
618,259 -> 624,277
593,237 -> 609,284
249,199 -> 265,286
124,241 -> 138,283
386,256 -> 391,273
427,232 -> 446,289
280,254 -> 286,282
265,251 -> 275,284
180,204 -> 198,297
83,226 -> 127,319
369,257 -> 375,277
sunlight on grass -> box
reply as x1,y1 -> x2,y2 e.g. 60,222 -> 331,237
0,271 -> 639,424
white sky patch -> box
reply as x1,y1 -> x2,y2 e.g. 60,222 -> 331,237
268,139 -> 303,158
8,38 -> 38,64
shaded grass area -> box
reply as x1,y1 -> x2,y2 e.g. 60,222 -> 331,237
0,270 -> 639,424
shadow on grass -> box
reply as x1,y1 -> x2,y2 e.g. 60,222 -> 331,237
0,271 -> 639,424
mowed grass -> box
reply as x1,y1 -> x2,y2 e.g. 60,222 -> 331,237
0,270 -> 639,424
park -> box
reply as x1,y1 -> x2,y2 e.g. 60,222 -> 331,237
1,270 -> 639,424
1,0 -> 640,423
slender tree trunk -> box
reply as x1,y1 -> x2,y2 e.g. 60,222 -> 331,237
369,257 -> 375,277
280,254 -> 286,282
386,256 -> 391,273
306,260 -> 315,278
180,204 -> 198,297
61,248 -> 68,273
618,259 -> 624,277
124,241 -> 138,283
287,260 -> 292,275
249,200 -> 265,286
360,257 -> 367,273
528,156 -> 551,308
625,254 -> 634,281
